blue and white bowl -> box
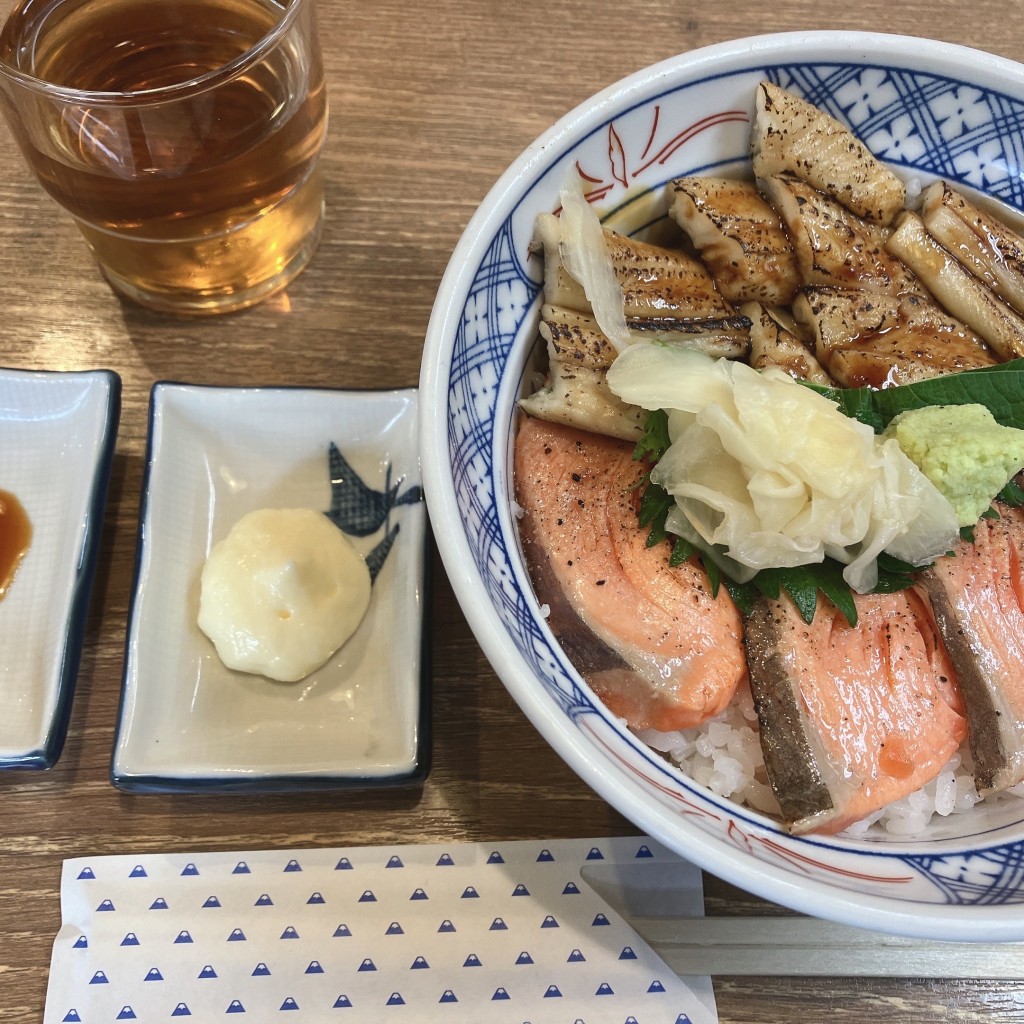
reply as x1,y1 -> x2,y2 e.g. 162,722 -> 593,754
420,32 -> 1024,940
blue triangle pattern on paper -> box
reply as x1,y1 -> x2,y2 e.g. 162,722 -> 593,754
226,999 -> 245,1013
648,980 -> 667,993
305,961 -> 324,974
199,966 -> 218,979
438,920 -> 456,933
635,845 -> 654,858
150,898 -> 169,910
97,900 -> 115,912
489,918 -> 507,931
592,913 -> 611,926
461,886 -> 479,898
144,968 -> 162,981
233,862 -> 250,874
385,922 -> 404,935
436,853 -> 455,866
410,888 -> 428,900
439,990 -> 458,1004
73,936 -> 88,949
536,849 -> 555,862
586,847 -> 605,860
562,882 -> 581,895
486,851 -> 504,864
386,856 -> 403,868
335,858 -> 353,870
307,892 -> 325,905
358,959 -> 376,972
77,867 -> 95,880
89,971 -> 108,985
492,989 -> 510,1001
515,952 -> 534,965
511,884 -> 530,896
181,863 -> 199,876
333,996 -> 352,1008
541,916 -> 559,928
227,929 -> 246,942
620,946 -> 638,960
596,982 -> 615,995
255,894 -> 273,907
386,993 -> 405,1006
411,957 -> 429,969
203,897 -> 222,908
284,859 -> 302,873
280,926 -> 299,939
358,891 -> 376,903
544,985 -> 562,998
63,1012 -> 82,1022
252,964 -> 271,977
333,924 -> 352,937
129,865 -> 147,878
280,998 -> 299,1011
121,933 -> 140,946
626,1018 -> 641,1024
568,949 -> 586,962
171,1005 -> 192,1017
463,954 -> 482,967
674,1016 -> 694,1024
116,1007 -> 137,1020
175,930 -> 193,943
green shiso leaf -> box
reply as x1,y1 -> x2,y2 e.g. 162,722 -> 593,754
804,358 -> 1024,432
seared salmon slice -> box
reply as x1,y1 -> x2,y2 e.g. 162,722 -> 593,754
745,590 -> 967,835
919,505 -> 1024,793
514,414 -> 746,731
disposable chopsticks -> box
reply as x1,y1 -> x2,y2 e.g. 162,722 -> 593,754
632,915 -> 1024,978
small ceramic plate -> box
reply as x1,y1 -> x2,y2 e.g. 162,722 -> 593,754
111,384 -> 429,792
0,368 -> 120,769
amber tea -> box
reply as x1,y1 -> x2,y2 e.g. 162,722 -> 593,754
0,0 -> 327,314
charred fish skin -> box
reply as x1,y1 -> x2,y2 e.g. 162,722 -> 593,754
669,176 -> 801,306
535,214 -> 736,319
760,173 -> 920,296
793,287 -> 997,388
744,596 -> 837,829
744,590 -> 966,836
751,81 -> 907,227
886,211 -> 1024,361
922,181 -> 1024,318
742,300 -> 833,384
918,507 -> 1024,794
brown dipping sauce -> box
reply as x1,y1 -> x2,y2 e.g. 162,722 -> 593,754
0,489 -> 32,600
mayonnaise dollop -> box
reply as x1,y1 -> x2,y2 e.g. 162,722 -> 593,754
198,508 -> 371,682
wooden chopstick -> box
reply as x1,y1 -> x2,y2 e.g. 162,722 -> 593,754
631,916 -> 1024,978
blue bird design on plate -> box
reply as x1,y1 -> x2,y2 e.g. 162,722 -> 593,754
323,442 -> 423,582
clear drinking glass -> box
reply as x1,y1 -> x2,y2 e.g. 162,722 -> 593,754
0,0 -> 328,315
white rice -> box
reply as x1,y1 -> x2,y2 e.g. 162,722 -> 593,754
636,681 -> 1024,837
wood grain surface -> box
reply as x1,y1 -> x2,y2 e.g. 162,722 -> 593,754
3,2 -> 1024,1021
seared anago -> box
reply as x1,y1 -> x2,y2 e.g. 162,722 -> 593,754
751,80 -> 906,226
668,176 -> 800,305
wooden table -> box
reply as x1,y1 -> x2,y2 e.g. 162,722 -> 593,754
2,2 -> 1023,1020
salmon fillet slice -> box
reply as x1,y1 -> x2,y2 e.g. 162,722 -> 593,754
514,414 -> 746,731
919,504 -> 1024,793
745,590 -> 967,835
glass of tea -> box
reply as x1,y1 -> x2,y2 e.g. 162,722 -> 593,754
0,0 -> 328,315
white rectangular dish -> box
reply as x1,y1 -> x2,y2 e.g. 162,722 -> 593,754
111,384 -> 429,792
0,367 -> 120,769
